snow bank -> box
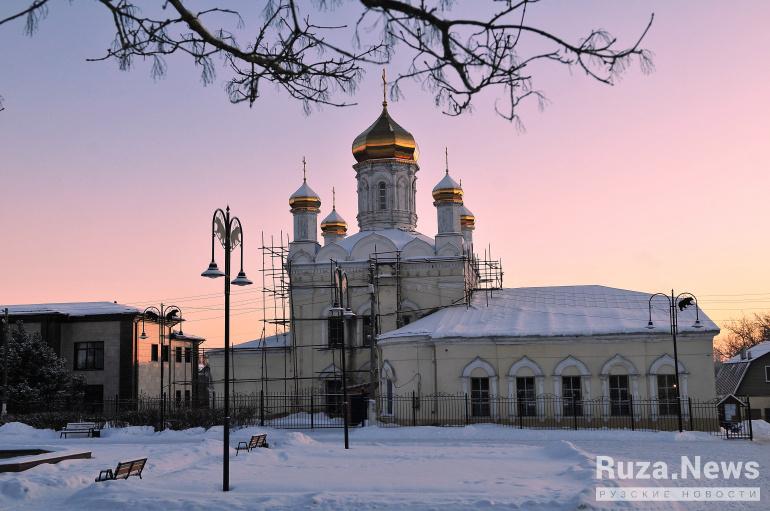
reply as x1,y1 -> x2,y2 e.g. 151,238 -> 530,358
1,423 -> 764,510
0,422 -> 58,443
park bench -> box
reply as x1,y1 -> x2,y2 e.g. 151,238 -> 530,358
95,458 -> 147,482
59,422 -> 101,438
235,434 -> 269,455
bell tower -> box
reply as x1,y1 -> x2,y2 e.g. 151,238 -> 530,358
433,148 -> 465,254
289,157 -> 321,259
352,71 -> 419,231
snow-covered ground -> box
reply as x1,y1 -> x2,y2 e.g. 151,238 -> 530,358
0,421 -> 768,510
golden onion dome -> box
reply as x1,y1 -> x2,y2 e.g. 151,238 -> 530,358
460,205 -> 475,229
352,103 -> 419,163
289,179 -> 321,212
432,171 -> 463,204
320,207 -> 348,236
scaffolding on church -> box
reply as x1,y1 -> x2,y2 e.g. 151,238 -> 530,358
204,233 -> 505,426
258,231 -> 294,395
469,244 -> 504,306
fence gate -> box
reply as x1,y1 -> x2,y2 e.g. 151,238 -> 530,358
258,392 -> 366,430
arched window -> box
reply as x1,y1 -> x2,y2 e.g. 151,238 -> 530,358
461,357 -> 498,418
600,355 -> 640,417
508,357 -> 544,418
648,354 -> 688,417
553,356 -> 590,418
378,182 -> 387,210
381,361 -> 397,416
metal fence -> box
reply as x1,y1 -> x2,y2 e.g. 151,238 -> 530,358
211,392 -> 369,429
3,391 -> 369,431
2,393 -> 755,440
377,393 -> 754,440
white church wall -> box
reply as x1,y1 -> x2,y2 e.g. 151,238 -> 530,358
380,331 -> 717,405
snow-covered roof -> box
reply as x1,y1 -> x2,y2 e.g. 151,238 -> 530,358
207,332 -> 291,355
379,285 -> 719,342
336,229 -> 434,252
715,362 -> 749,396
2,302 -> 139,317
169,332 -> 206,343
724,341 -> 770,364
716,341 -> 770,396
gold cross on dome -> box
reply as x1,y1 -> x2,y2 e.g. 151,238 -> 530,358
382,69 -> 387,106
445,147 -> 449,175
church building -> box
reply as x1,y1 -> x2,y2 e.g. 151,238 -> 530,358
206,90 -> 719,423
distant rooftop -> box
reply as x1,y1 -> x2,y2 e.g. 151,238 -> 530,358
715,341 -> 770,396
206,332 -> 291,356
724,341 -> 770,364
2,302 -> 139,317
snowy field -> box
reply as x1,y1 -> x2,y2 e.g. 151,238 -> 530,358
0,421 -> 768,510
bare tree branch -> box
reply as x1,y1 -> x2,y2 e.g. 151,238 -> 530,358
715,313 -> 770,361
0,1 -> 654,121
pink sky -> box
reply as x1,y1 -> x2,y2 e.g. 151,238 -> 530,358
1,2 -> 769,347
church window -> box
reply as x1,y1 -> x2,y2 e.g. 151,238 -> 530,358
516,376 -> 536,417
470,377 -> 491,417
562,376 -> 583,416
328,317 -> 344,348
657,374 -> 678,416
378,182 -> 387,210
609,375 -> 630,416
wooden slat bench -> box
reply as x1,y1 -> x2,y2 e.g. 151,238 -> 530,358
59,422 -> 101,438
95,458 -> 147,482
236,434 -> 269,455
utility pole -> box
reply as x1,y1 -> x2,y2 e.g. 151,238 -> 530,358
369,262 -> 377,397
2,308 -> 9,417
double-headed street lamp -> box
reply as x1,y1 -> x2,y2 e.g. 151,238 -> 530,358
329,264 -> 355,449
201,206 -> 252,492
646,290 -> 702,433
139,304 -> 183,430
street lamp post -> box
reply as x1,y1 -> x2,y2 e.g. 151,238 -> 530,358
201,206 -> 252,492
1,308 -> 9,417
139,304 -> 183,429
330,264 -> 355,449
646,290 -> 703,433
